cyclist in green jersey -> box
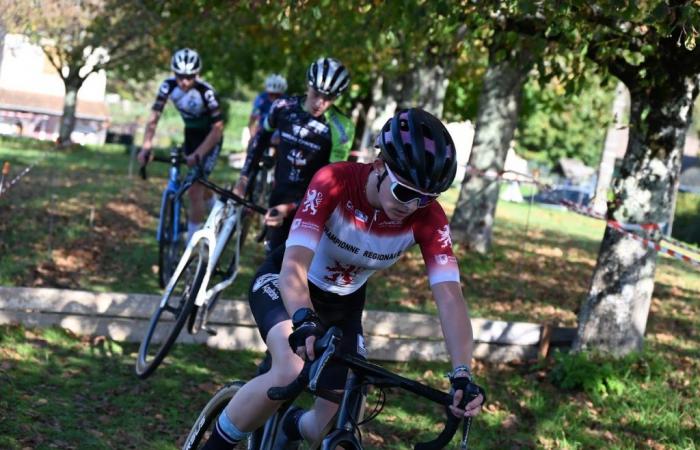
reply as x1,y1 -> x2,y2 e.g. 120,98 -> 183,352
234,57 -> 355,253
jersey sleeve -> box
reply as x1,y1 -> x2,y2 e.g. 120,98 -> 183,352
250,94 -> 265,118
152,79 -> 173,112
262,97 -> 285,132
286,164 -> 345,251
202,86 -> 223,124
327,108 -> 355,162
413,204 -> 461,286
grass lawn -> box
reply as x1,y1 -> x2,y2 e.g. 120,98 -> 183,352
1,138 -> 700,448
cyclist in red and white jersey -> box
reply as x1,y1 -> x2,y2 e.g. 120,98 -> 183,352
138,48 -> 224,240
201,109 -> 484,450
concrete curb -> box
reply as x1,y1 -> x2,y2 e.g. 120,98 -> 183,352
0,286 -> 575,362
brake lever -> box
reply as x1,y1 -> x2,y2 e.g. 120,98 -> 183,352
457,383 -> 481,450
308,334 -> 338,392
460,417 -> 472,449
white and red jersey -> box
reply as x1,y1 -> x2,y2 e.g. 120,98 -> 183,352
286,162 -> 460,295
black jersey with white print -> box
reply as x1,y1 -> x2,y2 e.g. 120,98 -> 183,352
152,77 -> 223,129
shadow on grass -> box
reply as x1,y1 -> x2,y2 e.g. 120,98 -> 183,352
0,324 -> 260,450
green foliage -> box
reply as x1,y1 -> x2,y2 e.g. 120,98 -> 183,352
550,350 -> 665,398
517,72 -> 614,167
672,192 -> 700,247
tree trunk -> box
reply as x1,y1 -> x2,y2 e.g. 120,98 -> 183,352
450,43 -> 535,253
358,76 -> 386,152
573,74 -> 700,355
58,75 -> 83,146
397,64 -> 449,118
592,81 -> 629,215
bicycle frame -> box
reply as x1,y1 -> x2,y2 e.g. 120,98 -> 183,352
156,158 -> 184,244
265,328 -> 474,450
162,194 -> 244,311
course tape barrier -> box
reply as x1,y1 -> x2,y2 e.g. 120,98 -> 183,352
0,149 -> 51,199
0,162 -> 36,198
464,165 -> 553,190
606,220 -> 700,268
558,199 -> 700,269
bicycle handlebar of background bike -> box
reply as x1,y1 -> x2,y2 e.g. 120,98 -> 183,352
137,149 -> 267,215
138,149 -> 187,180
267,326 -> 479,450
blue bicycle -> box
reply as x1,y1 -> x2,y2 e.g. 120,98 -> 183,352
140,146 -> 193,288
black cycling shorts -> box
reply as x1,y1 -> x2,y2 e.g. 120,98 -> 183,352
248,245 -> 368,390
184,127 -> 222,177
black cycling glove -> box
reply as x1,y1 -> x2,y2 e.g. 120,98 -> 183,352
288,307 -> 325,352
450,376 -> 487,409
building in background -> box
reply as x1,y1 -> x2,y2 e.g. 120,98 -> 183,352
0,32 -> 109,144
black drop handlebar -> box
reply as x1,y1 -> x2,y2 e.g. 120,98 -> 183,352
138,149 -> 267,216
195,177 -> 267,215
138,148 -> 187,180
267,327 -> 480,450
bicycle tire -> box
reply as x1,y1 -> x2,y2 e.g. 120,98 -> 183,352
135,243 -> 207,378
182,381 -> 248,450
159,195 -> 186,288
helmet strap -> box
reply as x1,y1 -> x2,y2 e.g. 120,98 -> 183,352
375,170 -> 388,192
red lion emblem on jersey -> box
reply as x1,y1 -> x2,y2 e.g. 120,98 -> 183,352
324,261 -> 361,286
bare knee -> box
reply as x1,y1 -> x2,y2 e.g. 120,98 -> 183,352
266,322 -> 304,386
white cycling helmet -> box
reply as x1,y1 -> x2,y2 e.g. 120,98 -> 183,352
171,48 -> 201,76
265,74 -> 287,94
307,57 -> 350,97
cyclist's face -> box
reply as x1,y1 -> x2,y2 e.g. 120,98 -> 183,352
305,87 -> 335,117
175,73 -> 196,91
376,161 -> 421,220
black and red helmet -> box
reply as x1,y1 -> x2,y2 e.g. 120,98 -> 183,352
376,108 -> 458,194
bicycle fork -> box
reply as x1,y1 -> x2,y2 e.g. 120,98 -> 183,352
192,199 -> 242,334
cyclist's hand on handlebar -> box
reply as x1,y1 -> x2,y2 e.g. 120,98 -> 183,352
232,176 -> 248,197
137,149 -> 153,166
449,375 -> 486,418
288,319 -> 325,361
185,153 -> 201,167
264,203 -> 295,227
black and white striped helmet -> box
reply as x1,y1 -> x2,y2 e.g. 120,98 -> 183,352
171,48 -> 201,76
307,57 -> 350,97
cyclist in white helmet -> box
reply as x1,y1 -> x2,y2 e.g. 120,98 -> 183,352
138,48 -> 225,241
248,73 -> 288,138
234,57 -> 354,254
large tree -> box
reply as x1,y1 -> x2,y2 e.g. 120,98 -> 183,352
1,0 -> 163,146
450,32 -> 539,253
568,1 -> 700,354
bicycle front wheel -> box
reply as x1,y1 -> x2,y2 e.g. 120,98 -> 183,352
136,244 -> 207,378
182,381 -> 250,450
159,195 -> 187,288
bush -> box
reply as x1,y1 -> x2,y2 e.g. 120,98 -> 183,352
549,350 -> 665,398
672,192 -> 700,247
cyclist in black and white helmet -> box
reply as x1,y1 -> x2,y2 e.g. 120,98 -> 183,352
170,47 -> 201,75
234,57 -> 355,254
138,48 -> 224,241
307,57 -> 350,97
248,74 -> 288,139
